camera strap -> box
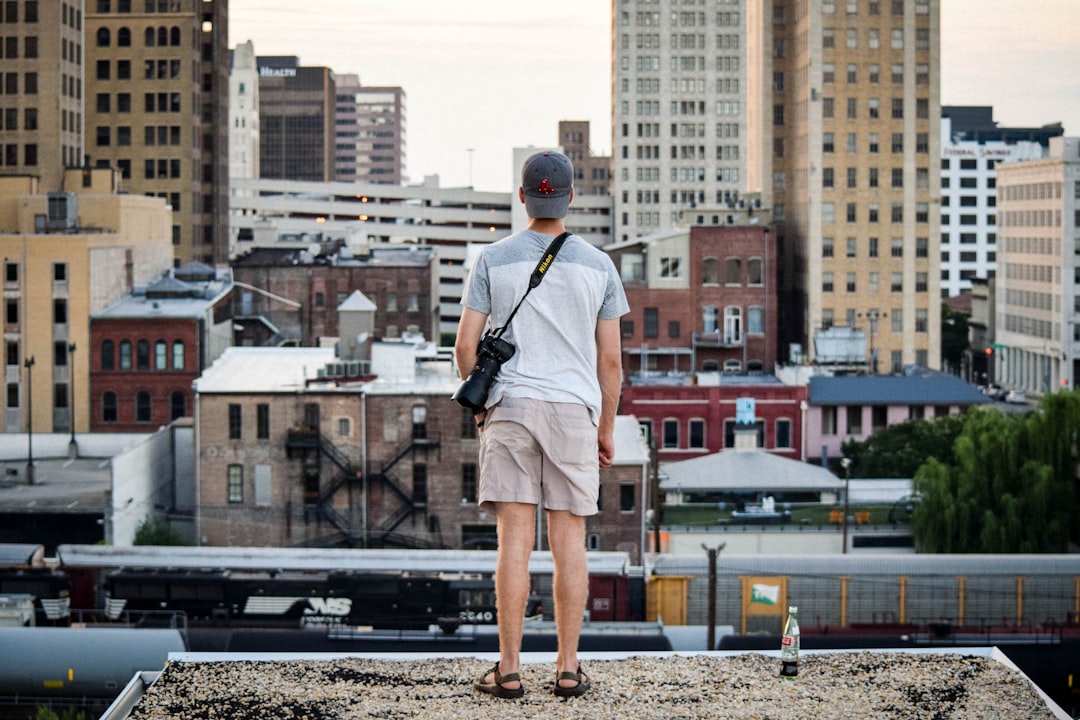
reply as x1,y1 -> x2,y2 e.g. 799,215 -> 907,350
492,231 -> 571,337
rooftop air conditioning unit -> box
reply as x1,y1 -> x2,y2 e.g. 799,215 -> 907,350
45,192 -> 78,232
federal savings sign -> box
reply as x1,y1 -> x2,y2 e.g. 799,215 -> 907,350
751,583 -> 781,605
943,146 -> 1015,159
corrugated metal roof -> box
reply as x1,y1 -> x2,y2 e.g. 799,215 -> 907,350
809,373 -> 992,406
660,450 -> 844,492
55,545 -> 632,576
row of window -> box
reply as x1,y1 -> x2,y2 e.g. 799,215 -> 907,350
822,236 -> 930,258
3,298 -> 66,325
100,389 -> 186,423
641,417 -> 793,451
95,26 -> 182,47
0,1 -> 41,24
821,403 -> 947,437
821,201 -> 930,224
95,0 -> 182,13
822,96 -> 930,120
822,272 -> 930,296
100,339 -> 186,371
0,142 -> 36,166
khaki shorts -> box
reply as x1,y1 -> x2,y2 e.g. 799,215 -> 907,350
478,396 -> 599,516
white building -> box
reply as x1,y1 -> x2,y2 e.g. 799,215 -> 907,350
994,136 -> 1080,396
229,41 -> 261,186
940,107 -> 1062,298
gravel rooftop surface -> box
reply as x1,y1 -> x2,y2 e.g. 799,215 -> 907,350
125,652 -> 1059,719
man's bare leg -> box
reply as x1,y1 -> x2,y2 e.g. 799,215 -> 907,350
485,501 -> 536,689
547,509 -> 588,688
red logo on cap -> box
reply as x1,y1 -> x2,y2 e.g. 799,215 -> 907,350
537,178 -> 556,195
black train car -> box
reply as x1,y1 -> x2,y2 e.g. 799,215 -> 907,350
105,568 -> 498,629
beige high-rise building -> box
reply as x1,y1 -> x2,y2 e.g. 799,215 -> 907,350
611,1 -> 749,243
994,136 -> 1080,396
750,0 -> 941,371
0,167 -> 173,439
84,0 -> 231,267
0,0 -> 85,192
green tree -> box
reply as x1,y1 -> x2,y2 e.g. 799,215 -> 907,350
133,516 -> 188,546
840,413 -> 966,478
912,400 -> 1074,553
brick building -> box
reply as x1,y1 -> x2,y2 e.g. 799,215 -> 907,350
605,223 -> 779,375
230,244 -> 437,347
620,376 -> 807,463
90,263 -> 233,432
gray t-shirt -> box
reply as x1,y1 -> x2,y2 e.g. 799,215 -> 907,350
461,229 -> 630,423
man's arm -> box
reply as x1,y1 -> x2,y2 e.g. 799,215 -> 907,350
595,317 -> 623,468
455,306 -> 490,422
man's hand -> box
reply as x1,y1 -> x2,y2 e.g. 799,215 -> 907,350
598,430 -> 615,468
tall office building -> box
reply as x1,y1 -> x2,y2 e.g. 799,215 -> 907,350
611,1 -> 749,243
0,0 -> 84,191
751,0 -> 941,372
257,56 -> 336,183
994,137 -> 1080,395
335,74 -> 406,185
940,106 -> 1063,298
85,0 -> 231,267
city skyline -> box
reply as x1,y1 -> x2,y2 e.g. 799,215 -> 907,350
229,0 -> 1080,193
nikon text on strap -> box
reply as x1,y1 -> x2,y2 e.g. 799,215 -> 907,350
491,231 -> 570,338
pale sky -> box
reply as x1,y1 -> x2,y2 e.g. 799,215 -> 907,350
229,0 -> 1080,193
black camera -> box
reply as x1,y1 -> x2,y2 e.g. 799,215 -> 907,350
452,334 -> 516,412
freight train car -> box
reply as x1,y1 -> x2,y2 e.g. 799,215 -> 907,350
651,553 -> 1080,641
54,545 -> 637,629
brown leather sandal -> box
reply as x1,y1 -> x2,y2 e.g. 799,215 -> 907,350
474,661 -> 525,699
552,663 -> 591,698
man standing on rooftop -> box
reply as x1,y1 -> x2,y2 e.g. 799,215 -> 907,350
455,150 -> 628,699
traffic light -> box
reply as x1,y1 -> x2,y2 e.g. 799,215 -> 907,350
985,347 -> 993,356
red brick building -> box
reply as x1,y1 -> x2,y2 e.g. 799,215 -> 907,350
605,224 -> 779,376
90,264 -> 233,432
620,378 -> 808,463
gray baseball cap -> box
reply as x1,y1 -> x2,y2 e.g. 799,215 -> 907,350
521,151 -> 573,219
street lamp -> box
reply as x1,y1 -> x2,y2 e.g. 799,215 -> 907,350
24,356 -> 34,485
840,457 -> 852,554
68,342 -> 77,456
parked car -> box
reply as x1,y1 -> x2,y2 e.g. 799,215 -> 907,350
1005,390 -> 1028,404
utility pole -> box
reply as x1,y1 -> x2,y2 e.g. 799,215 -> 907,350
703,542 -> 726,650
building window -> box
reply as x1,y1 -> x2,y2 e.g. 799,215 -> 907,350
619,484 -> 636,512
154,340 -> 167,369
462,463 -> 477,504
136,391 -> 151,422
119,340 -> 132,369
847,405 -> 863,435
170,391 -> 185,420
53,299 -> 67,324
172,340 -> 185,370
227,464 -> 243,503
689,419 -> 705,448
338,418 -> 350,437
662,418 -> 679,448
228,403 -> 242,439
703,257 -> 719,284
775,419 -> 792,449
136,339 -> 150,369
257,403 -> 270,440
5,341 -> 17,367
413,464 -> 428,506
643,307 -> 659,338
102,392 -> 118,422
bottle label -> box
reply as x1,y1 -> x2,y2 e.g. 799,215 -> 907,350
781,636 -> 794,647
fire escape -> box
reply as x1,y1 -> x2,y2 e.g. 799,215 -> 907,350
285,426 -> 442,549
